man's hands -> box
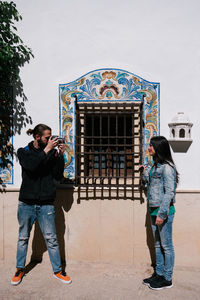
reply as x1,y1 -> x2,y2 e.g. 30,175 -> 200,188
58,142 -> 66,156
44,136 -> 58,154
43,136 -> 65,155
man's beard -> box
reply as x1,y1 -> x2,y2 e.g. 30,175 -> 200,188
38,138 -> 46,149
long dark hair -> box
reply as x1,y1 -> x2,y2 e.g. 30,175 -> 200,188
150,136 -> 179,183
26,124 -> 51,139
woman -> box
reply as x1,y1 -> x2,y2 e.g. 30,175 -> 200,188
141,136 -> 178,290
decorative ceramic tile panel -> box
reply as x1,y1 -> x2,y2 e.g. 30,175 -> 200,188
0,137 -> 13,184
59,69 -> 160,179
0,84 -> 13,185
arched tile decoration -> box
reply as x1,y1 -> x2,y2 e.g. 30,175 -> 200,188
59,68 -> 160,179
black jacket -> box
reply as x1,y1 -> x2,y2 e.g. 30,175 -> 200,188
18,141 -> 64,204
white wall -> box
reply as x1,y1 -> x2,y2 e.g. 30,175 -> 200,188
11,0 -> 200,189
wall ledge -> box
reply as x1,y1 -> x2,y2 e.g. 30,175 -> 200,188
176,190 -> 200,193
1,187 -> 200,194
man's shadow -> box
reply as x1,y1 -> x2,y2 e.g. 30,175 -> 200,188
24,186 -> 156,274
24,188 -> 74,274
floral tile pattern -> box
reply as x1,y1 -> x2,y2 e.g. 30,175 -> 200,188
59,69 -> 160,179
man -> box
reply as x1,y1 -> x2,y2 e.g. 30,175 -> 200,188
11,124 -> 71,285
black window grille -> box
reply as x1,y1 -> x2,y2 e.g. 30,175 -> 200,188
75,102 -> 143,201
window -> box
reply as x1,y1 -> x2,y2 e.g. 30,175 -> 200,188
179,128 -> 185,138
75,102 -> 143,200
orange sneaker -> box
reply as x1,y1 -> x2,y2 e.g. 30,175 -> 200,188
53,270 -> 72,284
11,269 -> 24,285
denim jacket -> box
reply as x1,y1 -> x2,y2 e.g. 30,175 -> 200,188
142,162 -> 177,220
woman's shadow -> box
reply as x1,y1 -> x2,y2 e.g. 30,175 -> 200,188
24,188 -> 74,274
145,208 -> 156,269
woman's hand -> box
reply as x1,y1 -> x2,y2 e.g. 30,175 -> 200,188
139,165 -> 146,172
155,216 -> 164,225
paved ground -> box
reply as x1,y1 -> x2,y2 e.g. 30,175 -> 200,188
0,260 -> 200,300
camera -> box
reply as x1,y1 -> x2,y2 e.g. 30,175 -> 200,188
51,135 -> 65,144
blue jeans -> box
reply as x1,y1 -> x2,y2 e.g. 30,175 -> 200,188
151,214 -> 175,281
16,201 -> 62,273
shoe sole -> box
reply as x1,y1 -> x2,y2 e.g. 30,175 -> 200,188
53,274 -> 72,284
142,281 -> 151,286
149,284 -> 173,290
11,278 -> 23,286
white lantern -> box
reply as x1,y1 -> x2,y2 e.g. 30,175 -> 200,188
168,112 -> 193,152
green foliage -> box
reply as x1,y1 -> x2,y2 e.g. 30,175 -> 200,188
0,1 -> 33,83
0,1 -> 34,187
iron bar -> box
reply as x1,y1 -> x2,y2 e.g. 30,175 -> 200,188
75,102 -> 143,200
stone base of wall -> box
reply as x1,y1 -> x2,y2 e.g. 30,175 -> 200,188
1,190 -> 199,268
